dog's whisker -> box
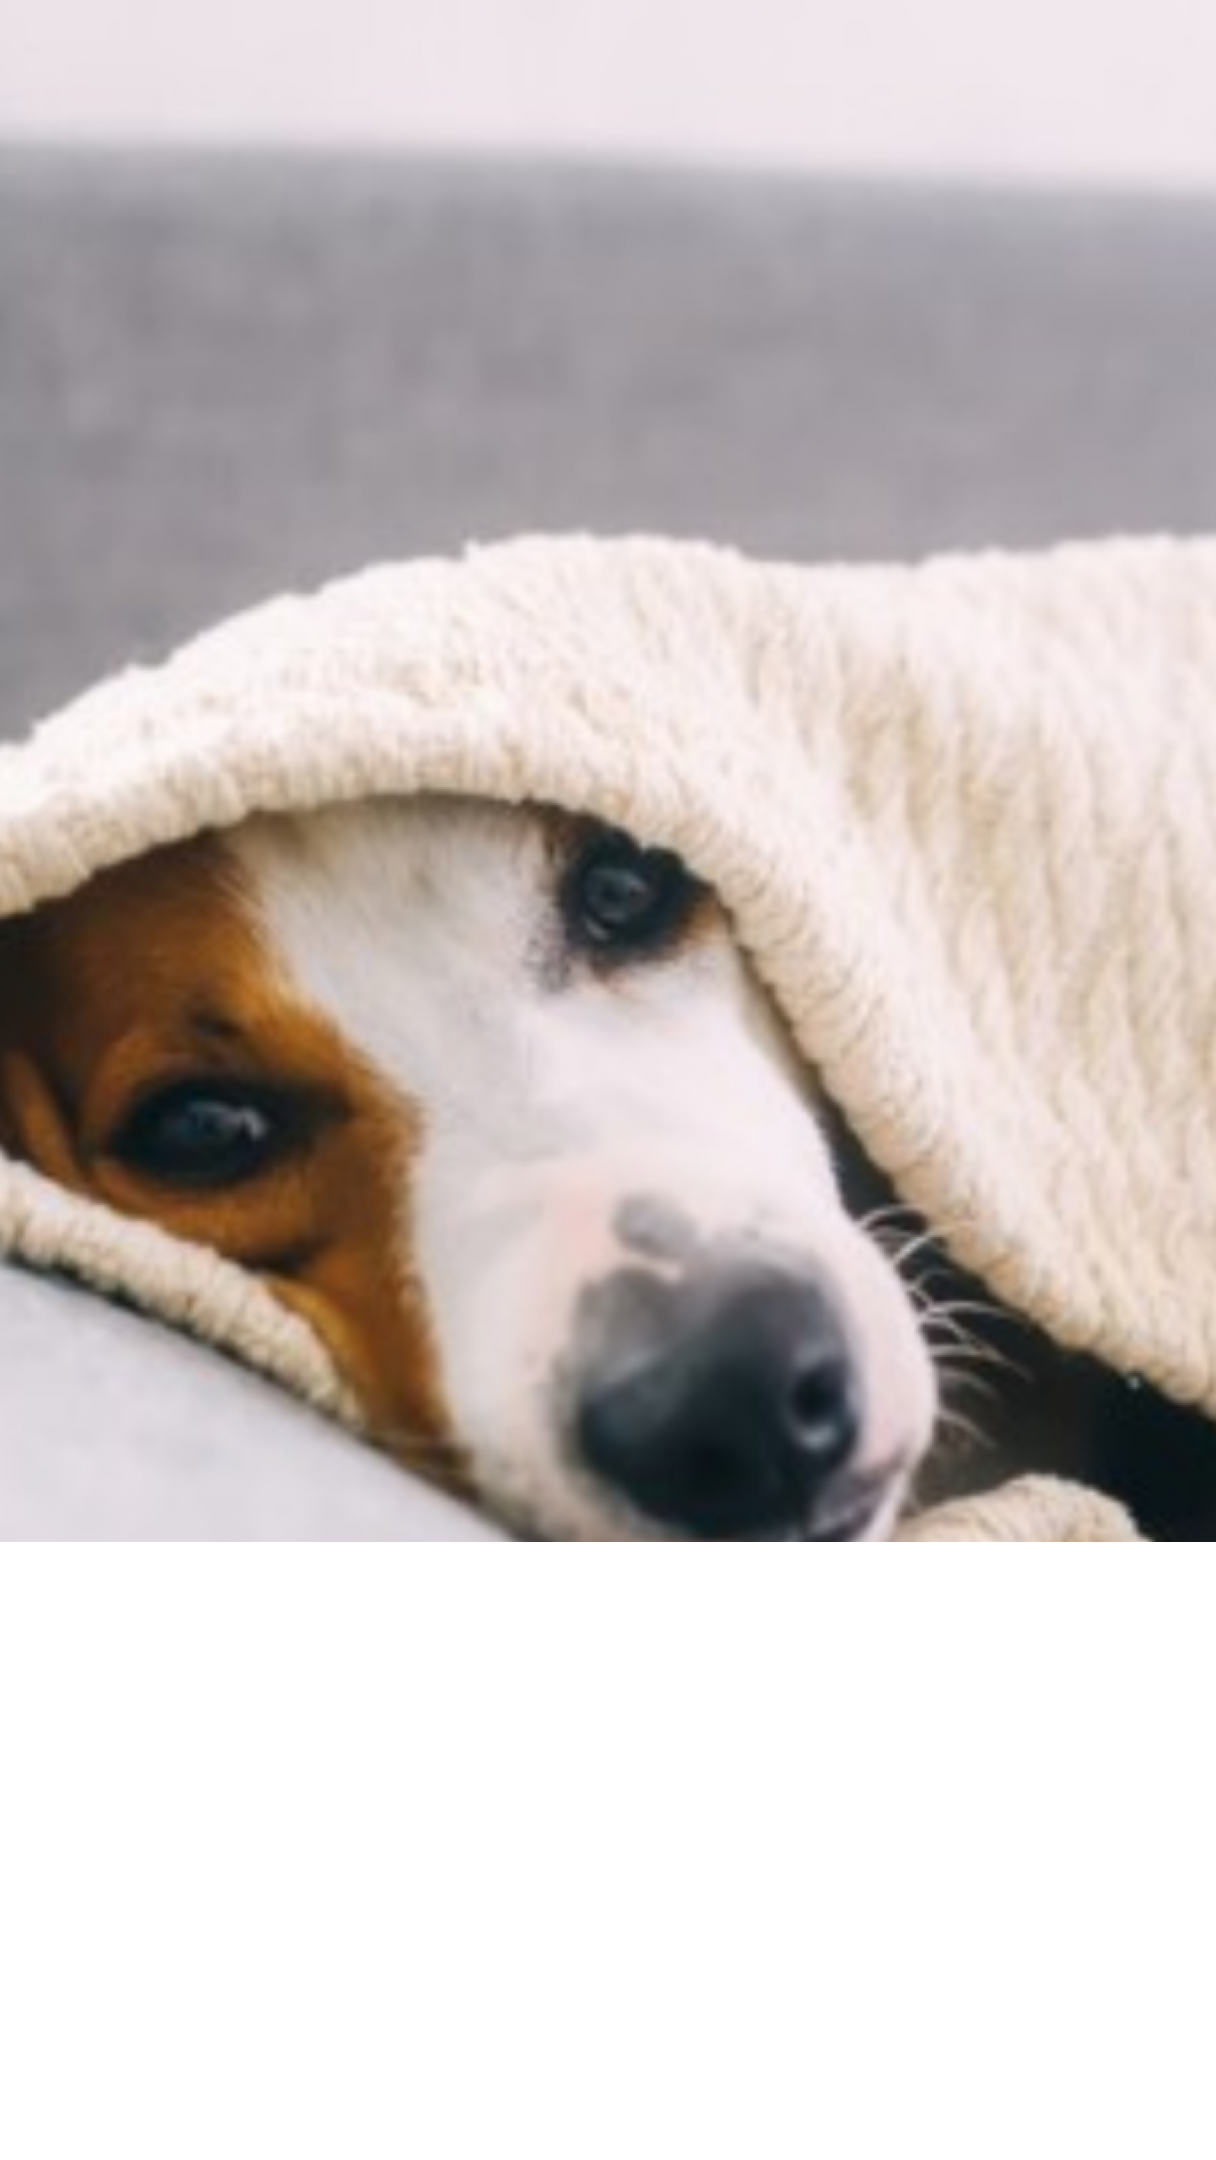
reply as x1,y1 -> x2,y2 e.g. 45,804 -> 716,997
932,1356 -> 1002,1403
936,1345 -> 1025,1386
883,1227 -> 951,1278
857,1202 -> 929,1238
923,1325 -> 1004,1362
931,1405 -> 993,1457
925,1323 -> 1026,1375
929,1329 -> 1032,1398
917,1297 -> 998,1342
923,1294 -> 1016,1331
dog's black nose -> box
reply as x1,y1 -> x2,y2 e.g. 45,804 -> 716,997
573,1264 -> 863,1539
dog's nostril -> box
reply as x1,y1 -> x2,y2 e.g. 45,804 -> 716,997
788,1355 -> 860,1471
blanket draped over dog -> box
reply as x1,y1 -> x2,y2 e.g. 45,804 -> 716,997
4,531 -> 1215,1541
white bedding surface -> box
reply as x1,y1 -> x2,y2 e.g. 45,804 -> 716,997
0,1264 -> 502,1542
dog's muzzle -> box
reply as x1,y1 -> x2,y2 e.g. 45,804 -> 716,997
567,1258 -> 877,1540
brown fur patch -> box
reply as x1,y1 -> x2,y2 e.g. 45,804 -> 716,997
0,837 -> 461,1486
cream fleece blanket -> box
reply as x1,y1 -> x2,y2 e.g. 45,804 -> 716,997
5,531 -> 1213,1541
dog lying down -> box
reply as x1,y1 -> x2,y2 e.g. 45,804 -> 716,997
0,796 -> 1209,1539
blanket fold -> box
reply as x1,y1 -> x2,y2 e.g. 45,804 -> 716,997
4,532 -> 1214,1540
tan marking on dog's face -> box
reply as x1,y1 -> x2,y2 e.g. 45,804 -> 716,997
0,836 -> 457,1484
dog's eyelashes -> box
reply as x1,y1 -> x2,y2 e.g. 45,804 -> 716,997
562,829 -> 700,962
113,1083 -> 284,1189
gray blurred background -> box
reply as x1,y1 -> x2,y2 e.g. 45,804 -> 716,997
3,0 -> 1215,732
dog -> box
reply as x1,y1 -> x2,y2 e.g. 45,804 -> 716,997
2,796 -> 1211,1538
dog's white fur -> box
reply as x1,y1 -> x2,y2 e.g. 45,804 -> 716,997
231,798 -> 937,1539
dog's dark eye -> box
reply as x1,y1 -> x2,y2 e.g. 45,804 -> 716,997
564,830 -> 699,959
114,1085 -> 282,1188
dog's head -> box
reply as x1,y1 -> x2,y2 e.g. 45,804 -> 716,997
0,797 -> 936,1537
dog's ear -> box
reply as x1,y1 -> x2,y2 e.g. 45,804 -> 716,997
0,915 -> 85,1187
0,1053 -> 26,1159
0,917 -> 24,1154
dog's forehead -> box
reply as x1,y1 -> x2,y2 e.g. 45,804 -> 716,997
233,793 -> 691,1062
237,795 -> 561,930
231,795 -> 743,997
226,796 -> 780,1100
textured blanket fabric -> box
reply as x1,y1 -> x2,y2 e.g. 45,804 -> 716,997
4,531 -> 1212,1540
896,1477 -> 1137,1542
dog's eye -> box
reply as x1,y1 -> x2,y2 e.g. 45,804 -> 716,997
564,831 -> 699,958
114,1085 -> 282,1188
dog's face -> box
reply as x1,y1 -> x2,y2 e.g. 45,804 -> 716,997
0,797 -> 936,1538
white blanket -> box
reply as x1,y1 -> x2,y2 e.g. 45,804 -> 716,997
7,532 -> 1212,1539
